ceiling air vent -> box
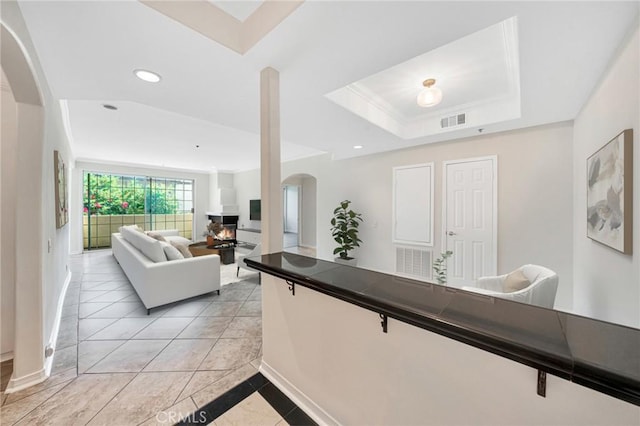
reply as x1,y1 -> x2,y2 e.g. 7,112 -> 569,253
440,113 -> 466,129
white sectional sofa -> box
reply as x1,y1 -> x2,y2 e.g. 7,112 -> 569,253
111,227 -> 220,313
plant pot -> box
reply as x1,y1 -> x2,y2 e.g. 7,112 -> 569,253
335,256 -> 357,266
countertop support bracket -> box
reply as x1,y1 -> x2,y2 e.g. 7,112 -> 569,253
537,370 -> 546,397
286,280 -> 295,296
380,313 -> 388,333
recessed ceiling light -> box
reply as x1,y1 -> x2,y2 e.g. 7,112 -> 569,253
134,69 -> 162,83
353,145 -> 363,149
102,104 -> 118,110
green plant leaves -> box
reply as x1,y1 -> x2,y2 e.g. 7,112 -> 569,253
432,251 -> 453,284
330,200 -> 363,259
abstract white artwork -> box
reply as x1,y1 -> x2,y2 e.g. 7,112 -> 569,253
586,129 -> 633,254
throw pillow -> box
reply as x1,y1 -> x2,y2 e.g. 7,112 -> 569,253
170,240 -> 193,258
165,235 -> 191,246
146,231 -> 167,242
503,269 -> 530,293
162,243 -> 184,261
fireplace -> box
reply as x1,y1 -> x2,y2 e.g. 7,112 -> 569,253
207,214 -> 238,244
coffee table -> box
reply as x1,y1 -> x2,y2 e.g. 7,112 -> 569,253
188,242 -> 235,265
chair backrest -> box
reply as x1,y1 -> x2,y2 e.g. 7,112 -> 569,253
246,243 -> 261,257
518,264 -> 559,308
238,243 -> 261,270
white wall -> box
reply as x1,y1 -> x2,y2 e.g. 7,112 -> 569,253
1,72 -> 17,360
235,167 -> 262,231
208,171 -> 238,214
72,161 -> 211,251
2,2 -> 73,389
300,176 -> 317,247
573,21 -> 640,328
236,124 -> 574,309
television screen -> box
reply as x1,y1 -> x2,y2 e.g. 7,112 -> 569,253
250,199 -> 261,221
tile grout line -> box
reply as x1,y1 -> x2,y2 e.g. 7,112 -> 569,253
173,337 -> 222,407
83,372 -> 141,426
169,287 -> 256,406
171,298 -> 239,405
4,374 -> 77,426
20,250 -> 261,425
0,367 -> 76,407
78,340 -> 128,375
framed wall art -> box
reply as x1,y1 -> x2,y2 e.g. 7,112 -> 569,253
586,129 -> 633,254
54,150 -> 68,229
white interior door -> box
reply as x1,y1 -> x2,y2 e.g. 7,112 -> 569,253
443,157 -> 497,287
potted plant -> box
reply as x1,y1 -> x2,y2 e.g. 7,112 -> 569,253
330,200 -> 363,266
433,250 -> 453,285
203,221 -> 222,246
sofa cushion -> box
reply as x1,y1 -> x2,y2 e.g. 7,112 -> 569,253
165,235 -> 191,246
503,269 -> 530,293
121,226 -> 167,263
170,240 -> 193,258
162,242 -> 184,261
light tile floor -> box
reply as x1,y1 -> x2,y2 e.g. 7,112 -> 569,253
216,392 -> 284,426
0,248 -> 284,426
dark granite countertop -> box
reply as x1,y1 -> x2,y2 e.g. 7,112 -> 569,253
245,252 -> 640,406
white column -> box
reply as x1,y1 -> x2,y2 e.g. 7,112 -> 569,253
260,67 -> 283,254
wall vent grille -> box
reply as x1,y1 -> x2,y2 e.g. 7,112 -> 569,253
440,113 -> 466,129
395,246 -> 432,280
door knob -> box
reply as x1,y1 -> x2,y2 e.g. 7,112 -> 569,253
447,231 -> 456,236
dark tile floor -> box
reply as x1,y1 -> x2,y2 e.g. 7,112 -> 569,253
179,373 -> 316,426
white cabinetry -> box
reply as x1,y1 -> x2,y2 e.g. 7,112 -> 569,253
237,229 -> 261,245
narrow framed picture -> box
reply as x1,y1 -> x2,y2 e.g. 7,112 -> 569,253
54,150 -> 68,229
586,129 -> 633,254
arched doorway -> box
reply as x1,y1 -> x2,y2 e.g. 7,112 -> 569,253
282,174 -> 317,256
1,22 -> 47,392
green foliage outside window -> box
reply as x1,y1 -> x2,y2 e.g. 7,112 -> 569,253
83,173 -> 181,215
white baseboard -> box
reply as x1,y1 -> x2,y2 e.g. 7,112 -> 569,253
1,351 -> 14,362
4,367 -> 47,394
259,360 -> 340,426
44,270 -> 72,376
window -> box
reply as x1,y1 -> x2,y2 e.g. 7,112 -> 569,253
83,172 -> 194,249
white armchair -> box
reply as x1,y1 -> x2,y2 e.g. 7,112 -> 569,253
462,264 -> 558,308
237,243 -> 262,282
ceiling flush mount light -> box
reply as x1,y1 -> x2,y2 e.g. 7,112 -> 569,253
134,69 -> 161,83
416,78 -> 443,108
353,145 -> 363,149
